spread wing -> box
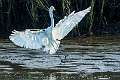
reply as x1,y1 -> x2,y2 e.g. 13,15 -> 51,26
9,29 -> 45,49
52,7 -> 91,40
9,29 -> 60,54
9,6 -> 91,54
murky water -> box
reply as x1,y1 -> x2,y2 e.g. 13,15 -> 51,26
0,36 -> 120,80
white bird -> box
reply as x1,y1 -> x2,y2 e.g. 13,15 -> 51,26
9,6 -> 91,54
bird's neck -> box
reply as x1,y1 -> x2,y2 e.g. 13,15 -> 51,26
49,10 -> 54,27
51,16 -> 54,27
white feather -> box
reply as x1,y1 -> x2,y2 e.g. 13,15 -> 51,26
9,6 -> 91,54
52,7 -> 91,40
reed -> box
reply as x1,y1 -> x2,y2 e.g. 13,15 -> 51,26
99,0 -> 105,25
62,0 -> 71,16
28,0 -> 51,28
0,0 -> 2,24
88,0 -> 96,35
0,0 -> 118,37
0,0 -> 14,33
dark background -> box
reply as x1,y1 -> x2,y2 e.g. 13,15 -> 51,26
0,0 -> 120,38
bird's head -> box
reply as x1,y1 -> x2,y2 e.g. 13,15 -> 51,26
49,6 -> 55,12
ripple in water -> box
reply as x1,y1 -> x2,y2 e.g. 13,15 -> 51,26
0,36 -> 120,79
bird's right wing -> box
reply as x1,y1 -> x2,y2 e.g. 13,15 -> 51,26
9,29 -> 44,49
52,7 -> 91,40
9,30 -> 35,48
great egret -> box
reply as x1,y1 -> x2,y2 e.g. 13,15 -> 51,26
9,6 -> 91,54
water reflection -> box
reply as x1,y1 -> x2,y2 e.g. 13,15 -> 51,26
0,36 -> 120,79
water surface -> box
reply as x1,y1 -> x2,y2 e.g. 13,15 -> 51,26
0,36 -> 120,80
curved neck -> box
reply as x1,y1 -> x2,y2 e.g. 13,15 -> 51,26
49,10 -> 54,27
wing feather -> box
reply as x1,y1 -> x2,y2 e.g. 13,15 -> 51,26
9,29 -> 60,54
52,7 -> 91,40
9,29 -> 43,49
9,7 -> 91,54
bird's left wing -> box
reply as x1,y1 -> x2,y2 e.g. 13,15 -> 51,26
52,7 -> 91,40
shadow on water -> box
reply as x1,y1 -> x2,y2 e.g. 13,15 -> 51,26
0,36 -> 120,80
